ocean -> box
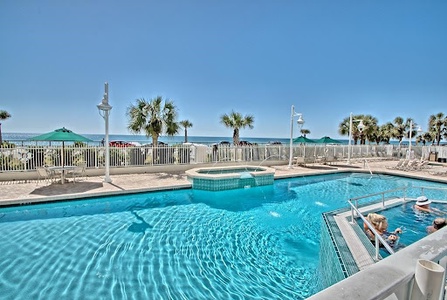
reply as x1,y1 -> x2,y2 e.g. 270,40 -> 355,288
3,133 -> 417,147
3,132 -> 300,146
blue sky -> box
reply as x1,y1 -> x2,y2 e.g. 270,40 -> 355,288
1,0 -> 446,139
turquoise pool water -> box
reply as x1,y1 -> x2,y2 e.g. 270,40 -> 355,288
357,201 -> 447,258
1,173 -> 446,299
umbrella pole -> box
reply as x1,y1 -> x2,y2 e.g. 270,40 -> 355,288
61,142 -> 65,184
61,142 -> 65,167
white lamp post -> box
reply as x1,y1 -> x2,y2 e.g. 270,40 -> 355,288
408,120 -> 422,159
97,82 -> 112,183
288,105 -> 305,169
347,113 -> 365,164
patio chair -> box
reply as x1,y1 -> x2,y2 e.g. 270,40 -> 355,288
325,155 -> 337,165
68,162 -> 87,183
294,156 -> 306,167
36,167 -> 56,185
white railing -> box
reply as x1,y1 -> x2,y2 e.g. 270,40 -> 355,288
0,143 -> 407,173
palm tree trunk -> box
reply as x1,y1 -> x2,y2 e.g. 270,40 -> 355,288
233,128 -> 239,145
0,123 -> 2,145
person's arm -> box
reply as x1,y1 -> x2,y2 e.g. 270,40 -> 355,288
430,207 -> 446,216
427,226 -> 436,234
414,205 -> 432,213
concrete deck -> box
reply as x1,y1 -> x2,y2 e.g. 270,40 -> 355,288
1,159 -> 447,206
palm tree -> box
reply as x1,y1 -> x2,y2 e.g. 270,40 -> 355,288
404,118 -> 418,140
220,111 -> 254,145
380,122 -> 395,144
367,124 -> 381,145
300,129 -> 311,137
421,132 -> 435,145
338,116 -> 352,143
428,113 -> 447,145
391,117 -> 406,145
127,97 -> 179,145
360,115 -> 378,144
179,120 -> 193,143
0,110 -> 11,145
338,114 -> 377,145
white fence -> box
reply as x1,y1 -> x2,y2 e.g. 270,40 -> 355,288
0,143 -> 445,173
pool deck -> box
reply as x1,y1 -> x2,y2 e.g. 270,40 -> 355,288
1,159 -> 447,206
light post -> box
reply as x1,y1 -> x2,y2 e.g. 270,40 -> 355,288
407,120 -> 422,159
288,105 -> 305,169
97,82 -> 112,183
347,113 -> 365,164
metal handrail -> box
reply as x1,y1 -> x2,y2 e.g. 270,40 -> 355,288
348,200 -> 395,259
348,185 -> 447,260
412,185 -> 447,191
349,187 -> 407,203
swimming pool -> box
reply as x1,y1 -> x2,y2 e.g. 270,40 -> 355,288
356,201 -> 447,258
1,173 -> 446,299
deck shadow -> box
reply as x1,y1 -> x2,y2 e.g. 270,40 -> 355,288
31,181 -> 104,196
304,165 -> 339,170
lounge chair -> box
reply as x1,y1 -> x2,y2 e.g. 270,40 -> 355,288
428,169 -> 447,176
402,159 -> 420,171
386,159 -> 405,170
411,160 -> 431,171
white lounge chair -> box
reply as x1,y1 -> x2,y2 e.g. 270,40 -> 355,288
402,159 -> 419,171
428,169 -> 447,176
386,159 -> 405,170
410,160 -> 431,171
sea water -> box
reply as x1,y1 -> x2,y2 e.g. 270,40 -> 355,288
4,132 -> 349,146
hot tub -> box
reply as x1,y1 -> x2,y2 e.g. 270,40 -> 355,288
185,165 -> 275,191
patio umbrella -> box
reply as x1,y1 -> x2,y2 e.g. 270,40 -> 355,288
293,136 -> 316,144
29,127 -> 92,167
293,136 -> 316,159
315,136 -> 342,144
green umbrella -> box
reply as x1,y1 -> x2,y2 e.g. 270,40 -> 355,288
30,127 -> 92,167
293,136 -> 316,159
293,136 -> 316,143
30,127 -> 92,143
315,136 -> 342,144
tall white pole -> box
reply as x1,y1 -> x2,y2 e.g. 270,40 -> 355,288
104,114 -> 111,183
408,120 -> 413,158
348,112 -> 353,164
97,82 -> 112,183
288,105 -> 295,169
104,83 -> 112,183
